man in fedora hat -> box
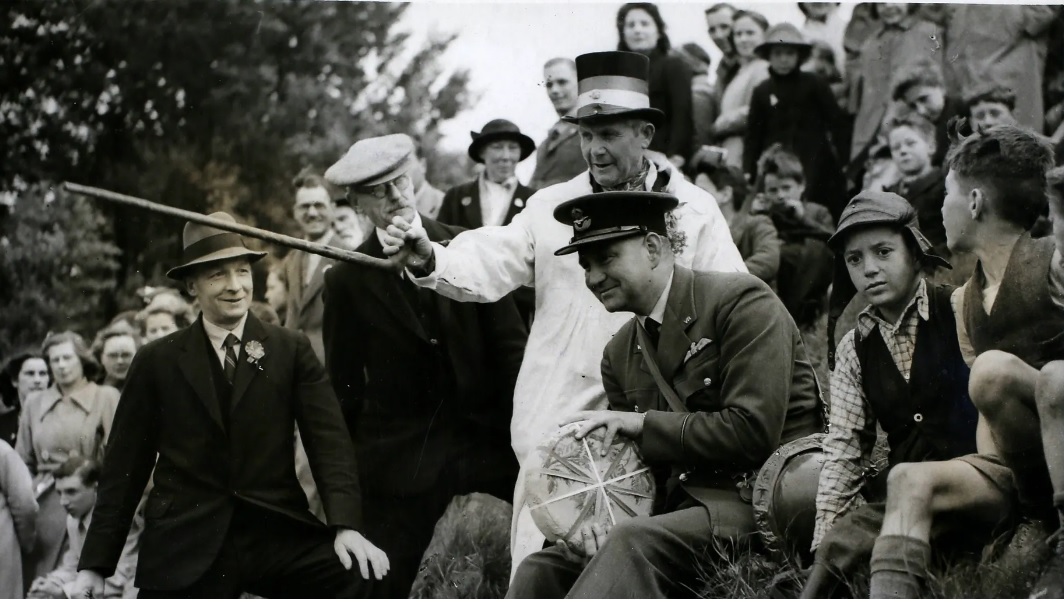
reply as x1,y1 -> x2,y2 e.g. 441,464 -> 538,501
72,213 -> 388,598
379,50 -> 746,571
323,134 -> 528,597
529,58 -> 586,190
506,191 -> 822,597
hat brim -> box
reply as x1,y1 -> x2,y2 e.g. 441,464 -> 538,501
166,248 -> 267,280
553,228 -> 647,256
468,132 -> 536,163
562,106 -> 666,129
754,42 -> 813,62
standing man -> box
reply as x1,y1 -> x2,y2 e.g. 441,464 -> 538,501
705,3 -> 740,93
381,50 -> 746,571
72,214 -> 388,598
282,169 -> 340,362
323,134 -> 528,597
437,118 -> 538,230
529,58 -> 586,190
507,191 -> 823,597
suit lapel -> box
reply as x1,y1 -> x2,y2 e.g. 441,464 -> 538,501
177,319 -> 227,433
502,185 -> 531,226
298,257 -> 332,315
545,122 -> 578,154
230,313 -> 269,412
361,235 -> 431,342
656,268 -> 699,382
464,182 -> 484,228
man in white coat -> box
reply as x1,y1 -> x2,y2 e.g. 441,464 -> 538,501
380,51 -> 747,571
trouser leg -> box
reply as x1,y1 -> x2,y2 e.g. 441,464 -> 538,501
506,546 -> 583,599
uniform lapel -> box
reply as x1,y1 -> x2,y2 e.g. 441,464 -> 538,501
230,313 -> 269,412
177,319 -> 227,433
656,267 -> 698,382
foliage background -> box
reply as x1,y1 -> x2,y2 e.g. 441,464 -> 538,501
0,0 -> 477,351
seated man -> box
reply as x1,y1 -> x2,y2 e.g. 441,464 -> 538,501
28,457 -> 140,599
506,191 -> 824,598
804,192 -> 1004,598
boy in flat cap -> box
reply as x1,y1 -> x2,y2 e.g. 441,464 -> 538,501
505,191 -> 822,598
373,50 -> 746,570
804,192 -> 1005,598
73,213 -> 387,598
323,134 -> 528,597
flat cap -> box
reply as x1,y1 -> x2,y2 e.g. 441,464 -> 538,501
325,134 -> 418,188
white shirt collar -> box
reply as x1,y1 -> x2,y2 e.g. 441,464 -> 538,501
639,269 -> 674,326
375,211 -> 424,250
202,312 -> 249,353
480,173 -> 518,191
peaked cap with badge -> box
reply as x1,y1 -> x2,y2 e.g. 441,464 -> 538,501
468,118 -> 536,163
166,212 -> 267,280
325,133 -> 418,188
553,191 -> 678,256
561,51 -> 665,128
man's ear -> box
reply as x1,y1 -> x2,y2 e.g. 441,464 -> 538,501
645,232 -> 666,266
969,186 -> 986,220
640,122 -> 656,148
184,279 -> 197,299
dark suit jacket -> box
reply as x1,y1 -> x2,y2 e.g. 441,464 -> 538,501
322,217 -> 528,497
602,267 -> 824,530
282,245 -> 337,361
529,121 -> 584,190
437,179 -> 537,230
79,314 -> 360,590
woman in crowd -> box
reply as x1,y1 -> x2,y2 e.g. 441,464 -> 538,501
0,349 -> 49,447
713,9 -> 770,170
616,2 -> 693,166
92,321 -> 141,392
16,331 -> 119,585
135,290 -> 194,343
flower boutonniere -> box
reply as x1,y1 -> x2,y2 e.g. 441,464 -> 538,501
245,340 -> 265,371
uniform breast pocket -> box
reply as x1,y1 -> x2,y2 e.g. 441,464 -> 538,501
674,346 -> 721,408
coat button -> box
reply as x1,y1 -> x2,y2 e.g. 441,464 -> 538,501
634,404 -> 640,412
703,377 -> 712,387
429,338 -> 439,345
913,413 -> 924,423
679,472 -> 690,483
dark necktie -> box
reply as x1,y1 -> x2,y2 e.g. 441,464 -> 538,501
644,318 -> 661,349
223,334 -> 240,384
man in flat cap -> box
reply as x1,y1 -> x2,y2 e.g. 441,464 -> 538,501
506,191 -> 822,597
72,213 -> 388,598
376,51 -> 747,570
323,134 -> 528,597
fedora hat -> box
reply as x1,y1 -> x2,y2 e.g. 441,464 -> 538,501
166,212 -> 267,280
561,51 -> 665,128
755,23 -> 813,62
468,119 -> 536,163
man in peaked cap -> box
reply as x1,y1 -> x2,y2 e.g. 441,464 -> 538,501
323,135 -> 527,597
377,50 -> 746,573
505,191 -> 822,597
73,213 -> 389,598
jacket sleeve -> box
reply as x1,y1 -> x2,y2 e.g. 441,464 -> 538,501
640,280 -> 796,470
0,443 -> 37,554
15,401 -> 35,474
409,194 -> 539,303
479,294 -> 529,410
813,74 -> 848,162
291,328 -> 363,531
78,350 -> 160,577
743,82 -> 769,178
742,215 -> 781,284
663,55 -> 694,159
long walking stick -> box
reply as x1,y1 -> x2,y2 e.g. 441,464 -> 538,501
64,182 -> 398,271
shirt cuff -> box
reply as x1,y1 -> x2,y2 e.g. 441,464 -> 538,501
407,242 -> 447,288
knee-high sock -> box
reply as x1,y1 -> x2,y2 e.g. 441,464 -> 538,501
868,535 -> 931,599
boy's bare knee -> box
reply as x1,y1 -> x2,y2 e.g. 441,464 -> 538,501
886,463 -> 934,502
1035,361 -> 1064,415
969,351 -> 1028,412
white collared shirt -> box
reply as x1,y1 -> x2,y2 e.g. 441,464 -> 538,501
479,174 -> 518,227
202,313 -> 248,368
638,269 -> 674,328
303,230 -> 335,286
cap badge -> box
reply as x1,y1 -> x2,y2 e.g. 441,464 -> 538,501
590,90 -> 602,100
571,208 -> 591,233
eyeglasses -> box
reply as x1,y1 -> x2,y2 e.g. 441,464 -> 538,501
348,174 -> 412,200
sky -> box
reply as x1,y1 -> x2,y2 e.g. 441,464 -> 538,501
398,1 -> 853,178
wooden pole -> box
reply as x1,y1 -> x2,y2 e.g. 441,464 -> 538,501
63,182 -> 398,271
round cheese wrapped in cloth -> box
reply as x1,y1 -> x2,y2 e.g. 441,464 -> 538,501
525,422 -> 656,549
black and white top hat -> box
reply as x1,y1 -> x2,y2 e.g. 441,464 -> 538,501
561,51 -> 665,127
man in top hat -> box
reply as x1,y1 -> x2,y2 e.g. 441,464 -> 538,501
377,50 -> 746,571
506,191 -> 823,598
322,134 -> 528,597
438,118 -> 537,230
72,213 -> 388,598
529,58 -> 586,190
